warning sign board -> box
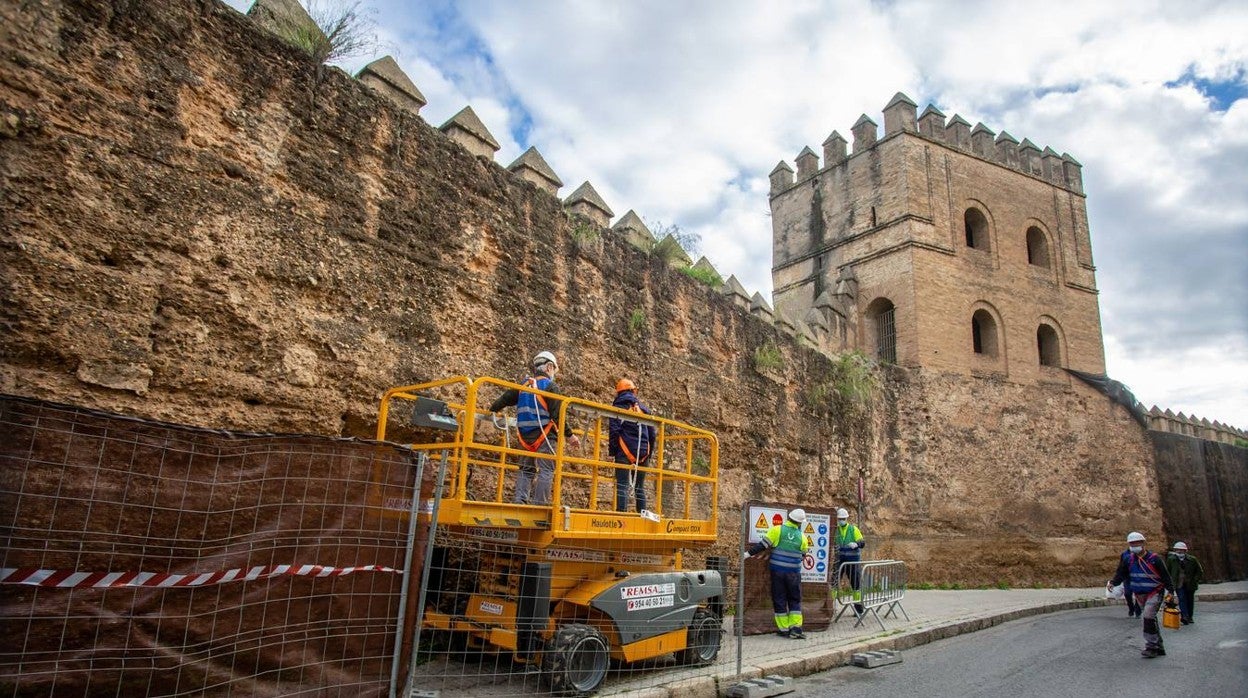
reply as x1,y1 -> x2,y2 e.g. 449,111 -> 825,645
801,512 -> 832,583
746,505 -> 789,544
746,507 -> 832,583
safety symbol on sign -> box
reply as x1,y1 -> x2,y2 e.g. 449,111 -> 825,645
802,555 -> 815,570
804,522 -> 815,533
771,513 -> 784,526
818,536 -> 827,547
817,549 -> 826,560
755,514 -> 767,529
816,561 -> 826,573
818,524 -> 827,535
805,535 -> 814,547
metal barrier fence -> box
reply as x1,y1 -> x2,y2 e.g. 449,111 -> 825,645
832,560 -> 909,630
0,395 -> 424,697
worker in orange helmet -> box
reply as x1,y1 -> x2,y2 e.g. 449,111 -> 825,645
608,378 -> 656,513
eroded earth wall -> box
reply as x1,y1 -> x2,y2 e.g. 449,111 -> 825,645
0,0 -> 1175,585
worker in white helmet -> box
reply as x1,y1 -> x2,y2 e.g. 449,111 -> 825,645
834,507 -> 867,616
1108,532 -> 1175,658
1165,541 -> 1203,625
745,508 -> 811,638
488,351 -> 580,505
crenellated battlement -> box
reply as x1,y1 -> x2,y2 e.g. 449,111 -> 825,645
1148,407 -> 1247,444
769,92 -> 1084,197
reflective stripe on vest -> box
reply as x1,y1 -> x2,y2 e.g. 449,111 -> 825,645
516,377 -> 555,452
769,524 -> 805,573
1128,552 -> 1162,594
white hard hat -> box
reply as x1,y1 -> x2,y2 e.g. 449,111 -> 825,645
1126,531 -> 1146,543
788,508 -> 806,524
836,508 -> 849,519
1173,541 -> 1187,551
532,350 -> 558,370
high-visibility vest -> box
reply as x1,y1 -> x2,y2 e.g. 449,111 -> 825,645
835,523 -> 863,561
765,522 -> 807,573
515,376 -> 555,452
1126,551 -> 1164,595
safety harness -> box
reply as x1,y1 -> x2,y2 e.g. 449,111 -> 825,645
516,377 -> 556,453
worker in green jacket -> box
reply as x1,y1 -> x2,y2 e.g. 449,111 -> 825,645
1165,541 -> 1204,625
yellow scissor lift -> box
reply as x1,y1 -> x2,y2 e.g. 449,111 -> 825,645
377,376 -> 723,696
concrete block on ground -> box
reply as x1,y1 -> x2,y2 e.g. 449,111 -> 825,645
851,650 -> 902,668
723,675 -> 795,698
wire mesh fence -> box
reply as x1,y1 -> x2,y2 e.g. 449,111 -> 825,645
0,395 -> 425,697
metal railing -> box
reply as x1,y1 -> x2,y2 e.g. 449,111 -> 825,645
375,376 -> 719,544
832,560 -> 909,630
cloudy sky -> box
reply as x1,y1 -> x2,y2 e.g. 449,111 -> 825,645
229,0 -> 1248,429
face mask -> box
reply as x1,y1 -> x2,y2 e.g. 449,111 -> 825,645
1129,546 -> 1143,554
1175,553 -> 1186,559
837,520 -> 848,527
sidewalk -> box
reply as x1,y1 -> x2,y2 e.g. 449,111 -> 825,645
602,581 -> 1248,697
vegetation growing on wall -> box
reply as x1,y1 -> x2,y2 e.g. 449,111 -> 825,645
680,265 -> 722,287
804,351 -> 879,414
753,341 -> 783,372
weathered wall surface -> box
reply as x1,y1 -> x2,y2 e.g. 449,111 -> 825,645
1151,432 -> 1248,582
0,0 -> 1175,584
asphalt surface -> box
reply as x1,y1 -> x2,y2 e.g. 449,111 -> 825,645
797,600 -> 1248,698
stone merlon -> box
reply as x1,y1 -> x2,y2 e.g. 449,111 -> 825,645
611,210 -> 655,251
795,146 -> 819,180
507,146 -> 562,196
883,91 -> 918,135
918,104 -> 946,140
356,56 -> 426,115
721,275 -> 751,309
852,114 -> 878,153
564,181 -> 613,228
769,160 -> 795,195
439,106 -> 500,159
945,114 -> 971,150
822,131 -> 848,166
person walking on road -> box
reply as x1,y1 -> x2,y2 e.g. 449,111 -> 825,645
1108,531 -> 1175,658
746,508 -> 811,639
607,378 -> 656,513
1166,541 -> 1204,625
488,350 -> 580,505
834,507 -> 866,616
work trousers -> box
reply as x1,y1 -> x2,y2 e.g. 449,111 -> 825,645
1136,589 -> 1165,650
613,453 -> 649,512
1177,586 -> 1196,621
769,569 -> 803,632
513,437 -> 556,505
837,559 -> 865,614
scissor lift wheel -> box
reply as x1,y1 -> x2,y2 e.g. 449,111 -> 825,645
674,608 -> 722,666
543,623 -> 609,696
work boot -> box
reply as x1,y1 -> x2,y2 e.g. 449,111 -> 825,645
789,628 -> 806,640
1141,646 -> 1163,658
775,630 -> 789,638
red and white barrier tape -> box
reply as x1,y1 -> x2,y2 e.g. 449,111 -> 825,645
0,564 -> 401,589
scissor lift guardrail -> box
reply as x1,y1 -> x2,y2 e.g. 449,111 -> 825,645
374,376 -> 719,552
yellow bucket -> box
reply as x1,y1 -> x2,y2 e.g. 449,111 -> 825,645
1162,605 -> 1181,629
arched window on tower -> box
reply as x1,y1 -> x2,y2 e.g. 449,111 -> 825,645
1037,323 -> 1061,366
971,309 -> 999,357
866,298 -> 896,364
964,207 -> 990,251
1026,226 -> 1051,268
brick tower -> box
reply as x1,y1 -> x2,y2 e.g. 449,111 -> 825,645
769,93 -> 1105,382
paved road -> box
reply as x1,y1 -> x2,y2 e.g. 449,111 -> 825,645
798,600 -> 1248,698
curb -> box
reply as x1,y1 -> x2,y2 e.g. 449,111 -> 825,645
710,593 -> 1247,696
